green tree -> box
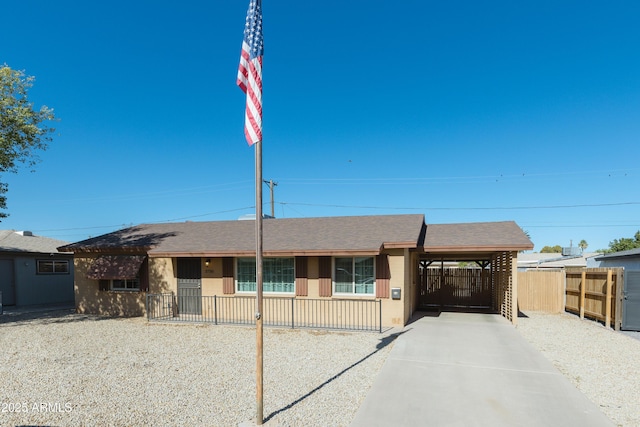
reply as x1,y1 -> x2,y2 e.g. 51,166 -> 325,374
0,64 -> 56,219
540,245 -> 562,253
578,239 -> 588,253
608,231 -> 640,253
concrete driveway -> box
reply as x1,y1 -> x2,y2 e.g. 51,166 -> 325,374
351,312 -> 613,427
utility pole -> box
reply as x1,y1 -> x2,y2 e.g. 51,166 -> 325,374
263,179 -> 278,217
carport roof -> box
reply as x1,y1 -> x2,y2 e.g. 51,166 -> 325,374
423,221 -> 533,256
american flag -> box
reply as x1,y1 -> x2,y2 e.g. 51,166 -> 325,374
237,0 -> 263,146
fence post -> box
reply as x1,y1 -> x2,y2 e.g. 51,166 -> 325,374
379,300 -> 382,333
615,269 -> 623,331
214,295 -> 218,325
580,270 -> 586,320
605,269 -> 613,329
291,298 -> 295,329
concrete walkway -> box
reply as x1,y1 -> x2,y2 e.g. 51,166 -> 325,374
351,312 -> 613,427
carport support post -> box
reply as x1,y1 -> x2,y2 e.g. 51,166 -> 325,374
580,271 -> 586,320
511,252 -> 518,325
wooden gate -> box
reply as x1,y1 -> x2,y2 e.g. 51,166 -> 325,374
419,267 -> 492,308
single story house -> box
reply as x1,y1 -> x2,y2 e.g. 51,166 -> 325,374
0,230 -> 74,306
58,214 -> 533,327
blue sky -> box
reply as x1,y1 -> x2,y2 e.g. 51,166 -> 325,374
2,0 -> 639,251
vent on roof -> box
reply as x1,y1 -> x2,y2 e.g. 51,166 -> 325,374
562,246 -> 580,256
18,231 -> 34,237
237,214 -> 275,220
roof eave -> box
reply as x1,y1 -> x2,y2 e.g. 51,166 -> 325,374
148,249 -> 384,257
381,241 -> 418,249
424,244 -> 533,252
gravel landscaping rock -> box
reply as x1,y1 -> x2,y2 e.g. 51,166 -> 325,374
517,312 -> 640,427
0,310 -> 395,426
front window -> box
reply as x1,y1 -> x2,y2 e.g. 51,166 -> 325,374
111,278 -> 140,291
237,257 -> 295,293
37,260 -> 70,274
334,257 -> 375,295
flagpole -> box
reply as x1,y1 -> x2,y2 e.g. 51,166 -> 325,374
236,0 -> 264,421
255,139 -> 264,425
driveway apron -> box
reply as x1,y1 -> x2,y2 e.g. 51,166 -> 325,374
351,312 -> 613,427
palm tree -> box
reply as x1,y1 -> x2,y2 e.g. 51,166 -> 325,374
579,239 -> 588,253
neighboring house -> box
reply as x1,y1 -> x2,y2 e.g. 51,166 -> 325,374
588,248 -> 640,270
0,230 -> 74,306
58,215 -> 533,327
518,252 -> 602,271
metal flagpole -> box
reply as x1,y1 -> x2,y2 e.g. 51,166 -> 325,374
236,0 -> 264,422
255,140 -> 264,424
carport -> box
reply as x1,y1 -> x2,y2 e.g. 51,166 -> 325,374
416,222 -> 533,324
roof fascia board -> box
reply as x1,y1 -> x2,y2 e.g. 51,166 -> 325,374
424,245 -> 532,252
148,249 -> 382,258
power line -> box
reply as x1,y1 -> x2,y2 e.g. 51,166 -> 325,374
278,201 -> 640,211
30,200 -> 640,236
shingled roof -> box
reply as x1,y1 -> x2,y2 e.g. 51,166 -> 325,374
58,215 -> 534,257
0,230 -> 69,254
58,214 -> 426,256
424,221 -> 533,252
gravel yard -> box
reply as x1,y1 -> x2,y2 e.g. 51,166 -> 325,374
3,309 -> 639,427
517,312 -> 640,427
0,310 -> 395,426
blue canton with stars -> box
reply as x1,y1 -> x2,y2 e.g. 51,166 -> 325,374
243,0 -> 263,60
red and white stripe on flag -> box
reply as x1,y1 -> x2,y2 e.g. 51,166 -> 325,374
237,43 -> 262,145
237,0 -> 263,146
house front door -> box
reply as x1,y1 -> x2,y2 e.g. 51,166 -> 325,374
177,258 -> 202,315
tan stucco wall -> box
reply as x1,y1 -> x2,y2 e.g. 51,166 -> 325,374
74,255 -> 145,317
75,252 -> 415,326
149,257 -> 176,294
202,257 -> 224,295
379,249 -> 409,327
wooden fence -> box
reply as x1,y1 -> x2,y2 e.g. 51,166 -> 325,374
565,268 -> 623,330
518,268 -> 624,330
517,271 -> 565,313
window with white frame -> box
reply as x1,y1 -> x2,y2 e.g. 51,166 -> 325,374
110,278 -> 140,291
37,259 -> 70,274
334,257 -> 375,295
236,257 -> 295,293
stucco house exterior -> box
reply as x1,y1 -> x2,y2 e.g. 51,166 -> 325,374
58,215 -> 532,328
0,230 -> 74,306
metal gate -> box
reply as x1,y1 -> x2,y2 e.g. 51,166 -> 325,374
622,270 -> 640,331
419,267 -> 492,308
177,258 -> 202,315
0,259 -> 15,306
